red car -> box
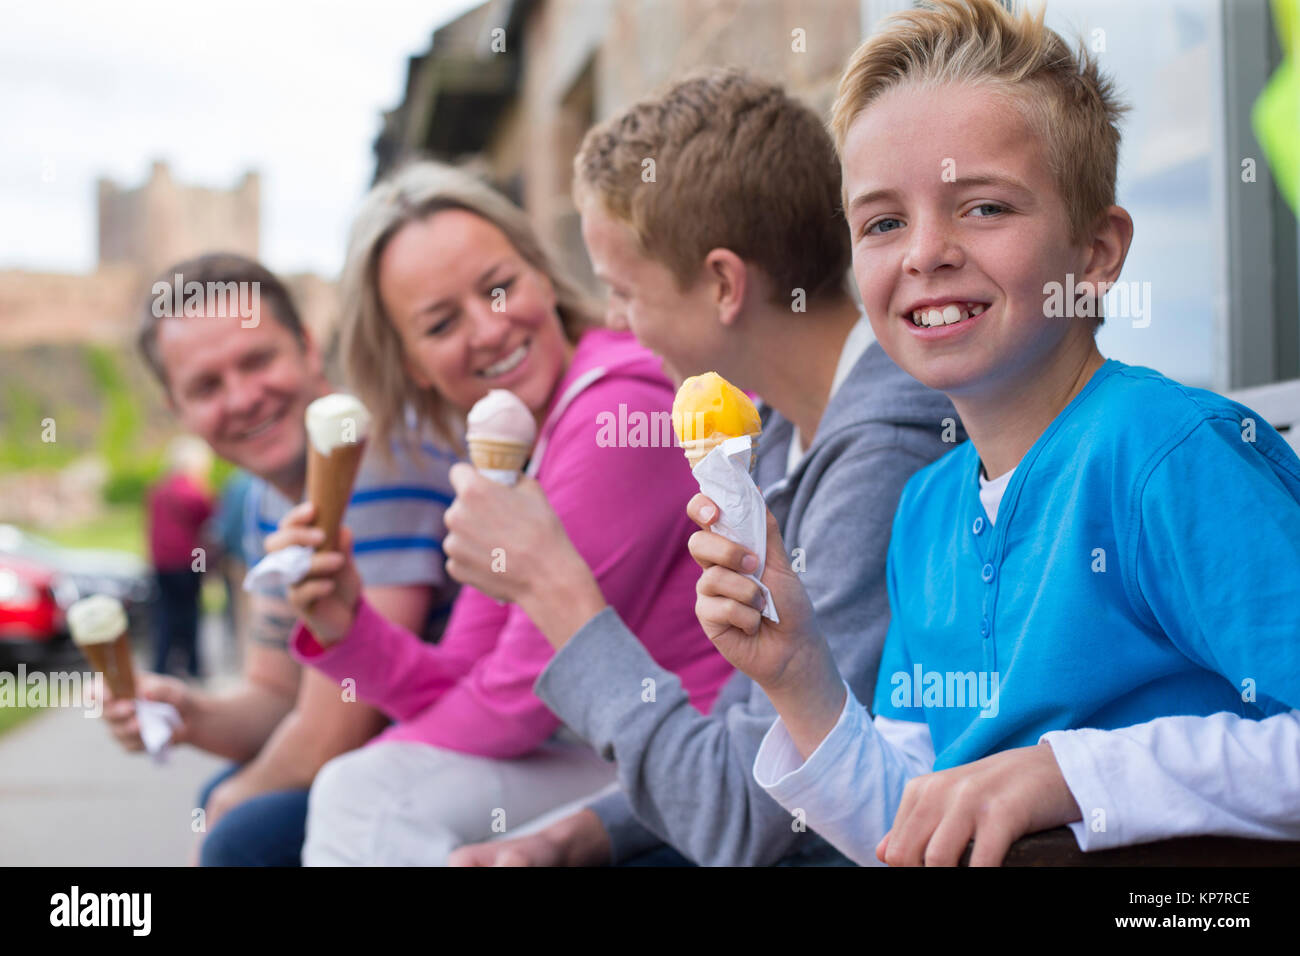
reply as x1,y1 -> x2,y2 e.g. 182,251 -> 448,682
0,553 -> 65,665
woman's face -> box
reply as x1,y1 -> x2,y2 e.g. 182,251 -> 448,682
378,208 -> 573,418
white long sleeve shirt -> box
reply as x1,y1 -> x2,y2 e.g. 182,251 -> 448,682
754,685 -> 1300,865
753,469 -> 1300,864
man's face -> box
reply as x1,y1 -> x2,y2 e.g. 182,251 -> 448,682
156,310 -> 321,486
579,199 -> 721,385
842,81 -> 1092,400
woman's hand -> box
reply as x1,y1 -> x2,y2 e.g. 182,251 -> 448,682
687,494 -> 846,758
444,463 -> 606,646
265,502 -> 361,645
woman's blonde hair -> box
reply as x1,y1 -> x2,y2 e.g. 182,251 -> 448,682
340,161 -> 596,456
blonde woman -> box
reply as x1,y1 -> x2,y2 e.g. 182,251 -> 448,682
267,162 -> 732,865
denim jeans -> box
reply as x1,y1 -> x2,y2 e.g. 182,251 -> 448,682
152,568 -> 203,678
196,764 -> 310,867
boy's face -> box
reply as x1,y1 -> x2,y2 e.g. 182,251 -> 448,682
842,82 -> 1091,398
579,198 -> 720,385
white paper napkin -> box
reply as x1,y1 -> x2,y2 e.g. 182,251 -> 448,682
692,435 -> 779,622
135,698 -> 182,763
242,545 -> 315,593
480,468 -> 520,486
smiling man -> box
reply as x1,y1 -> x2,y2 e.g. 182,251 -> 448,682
103,252 -> 458,866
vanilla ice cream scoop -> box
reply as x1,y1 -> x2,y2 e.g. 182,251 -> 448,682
466,389 -> 537,446
68,594 -> 138,701
306,394 -> 372,455
67,594 -> 129,646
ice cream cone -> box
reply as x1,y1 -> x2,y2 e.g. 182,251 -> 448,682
681,432 -> 760,471
67,595 -> 136,700
81,635 -> 137,700
305,394 -> 372,552
468,438 -> 530,474
466,390 -> 537,485
306,440 -> 367,552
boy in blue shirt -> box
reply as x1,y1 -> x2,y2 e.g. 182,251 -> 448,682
689,0 -> 1300,866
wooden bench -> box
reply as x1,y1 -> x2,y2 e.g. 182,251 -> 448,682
961,828 -> 1300,866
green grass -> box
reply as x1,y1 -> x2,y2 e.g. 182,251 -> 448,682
0,678 -> 50,737
39,504 -> 146,558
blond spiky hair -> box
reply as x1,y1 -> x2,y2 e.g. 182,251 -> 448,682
831,0 -> 1128,242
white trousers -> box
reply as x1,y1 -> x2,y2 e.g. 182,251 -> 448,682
302,733 -> 616,866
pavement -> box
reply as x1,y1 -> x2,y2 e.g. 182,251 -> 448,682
0,614 -> 238,866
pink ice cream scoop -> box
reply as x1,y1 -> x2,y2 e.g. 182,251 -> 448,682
466,389 -> 537,483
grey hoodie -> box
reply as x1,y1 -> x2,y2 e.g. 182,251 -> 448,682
534,341 -> 964,865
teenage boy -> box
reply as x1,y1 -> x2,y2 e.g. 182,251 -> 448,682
691,0 -> 1300,866
106,252 -> 457,865
441,68 -> 962,867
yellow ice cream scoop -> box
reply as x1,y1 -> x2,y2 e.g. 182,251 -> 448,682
672,371 -> 761,468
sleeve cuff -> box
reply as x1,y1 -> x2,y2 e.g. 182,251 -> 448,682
288,596 -> 377,678
753,681 -> 857,802
290,621 -> 327,658
1039,728 -> 1123,852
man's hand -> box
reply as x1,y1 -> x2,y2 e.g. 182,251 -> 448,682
443,463 -> 577,605
448,831 -> 571,867
448,809 -> 613,867
101,672 -> 197,751
266,502 -> 362,645
444,463 -> 606,647
877,742 -> 1083,867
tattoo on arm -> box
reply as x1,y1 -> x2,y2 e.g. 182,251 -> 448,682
249,596 -> 298,649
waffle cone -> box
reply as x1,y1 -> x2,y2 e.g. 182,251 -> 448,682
681,432 -> 760,471
306,439 -> 367,552
468,438 -> 530,473
80,631 -> 136,699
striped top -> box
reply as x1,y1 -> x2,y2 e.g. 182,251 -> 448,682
243,431 -> 460,636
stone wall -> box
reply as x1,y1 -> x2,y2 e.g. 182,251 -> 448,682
508,0 -> 864,287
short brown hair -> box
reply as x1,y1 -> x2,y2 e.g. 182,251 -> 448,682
340,161 -> 596,455
574,67 -> 851,305
138,252 -> 305,391
830,0 -> 1127,244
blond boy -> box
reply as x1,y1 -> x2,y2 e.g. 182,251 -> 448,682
691,0 -> 1300,866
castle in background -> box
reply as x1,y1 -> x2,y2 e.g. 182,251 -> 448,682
0,161 -> 337,349
98,161 -> 260,277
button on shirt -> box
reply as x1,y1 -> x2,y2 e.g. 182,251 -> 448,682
754,360 -> 1300,861
872,360 -> 1300,771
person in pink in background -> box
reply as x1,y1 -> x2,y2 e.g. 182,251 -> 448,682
266,161 -> 732,866
147,436 -> 215,678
